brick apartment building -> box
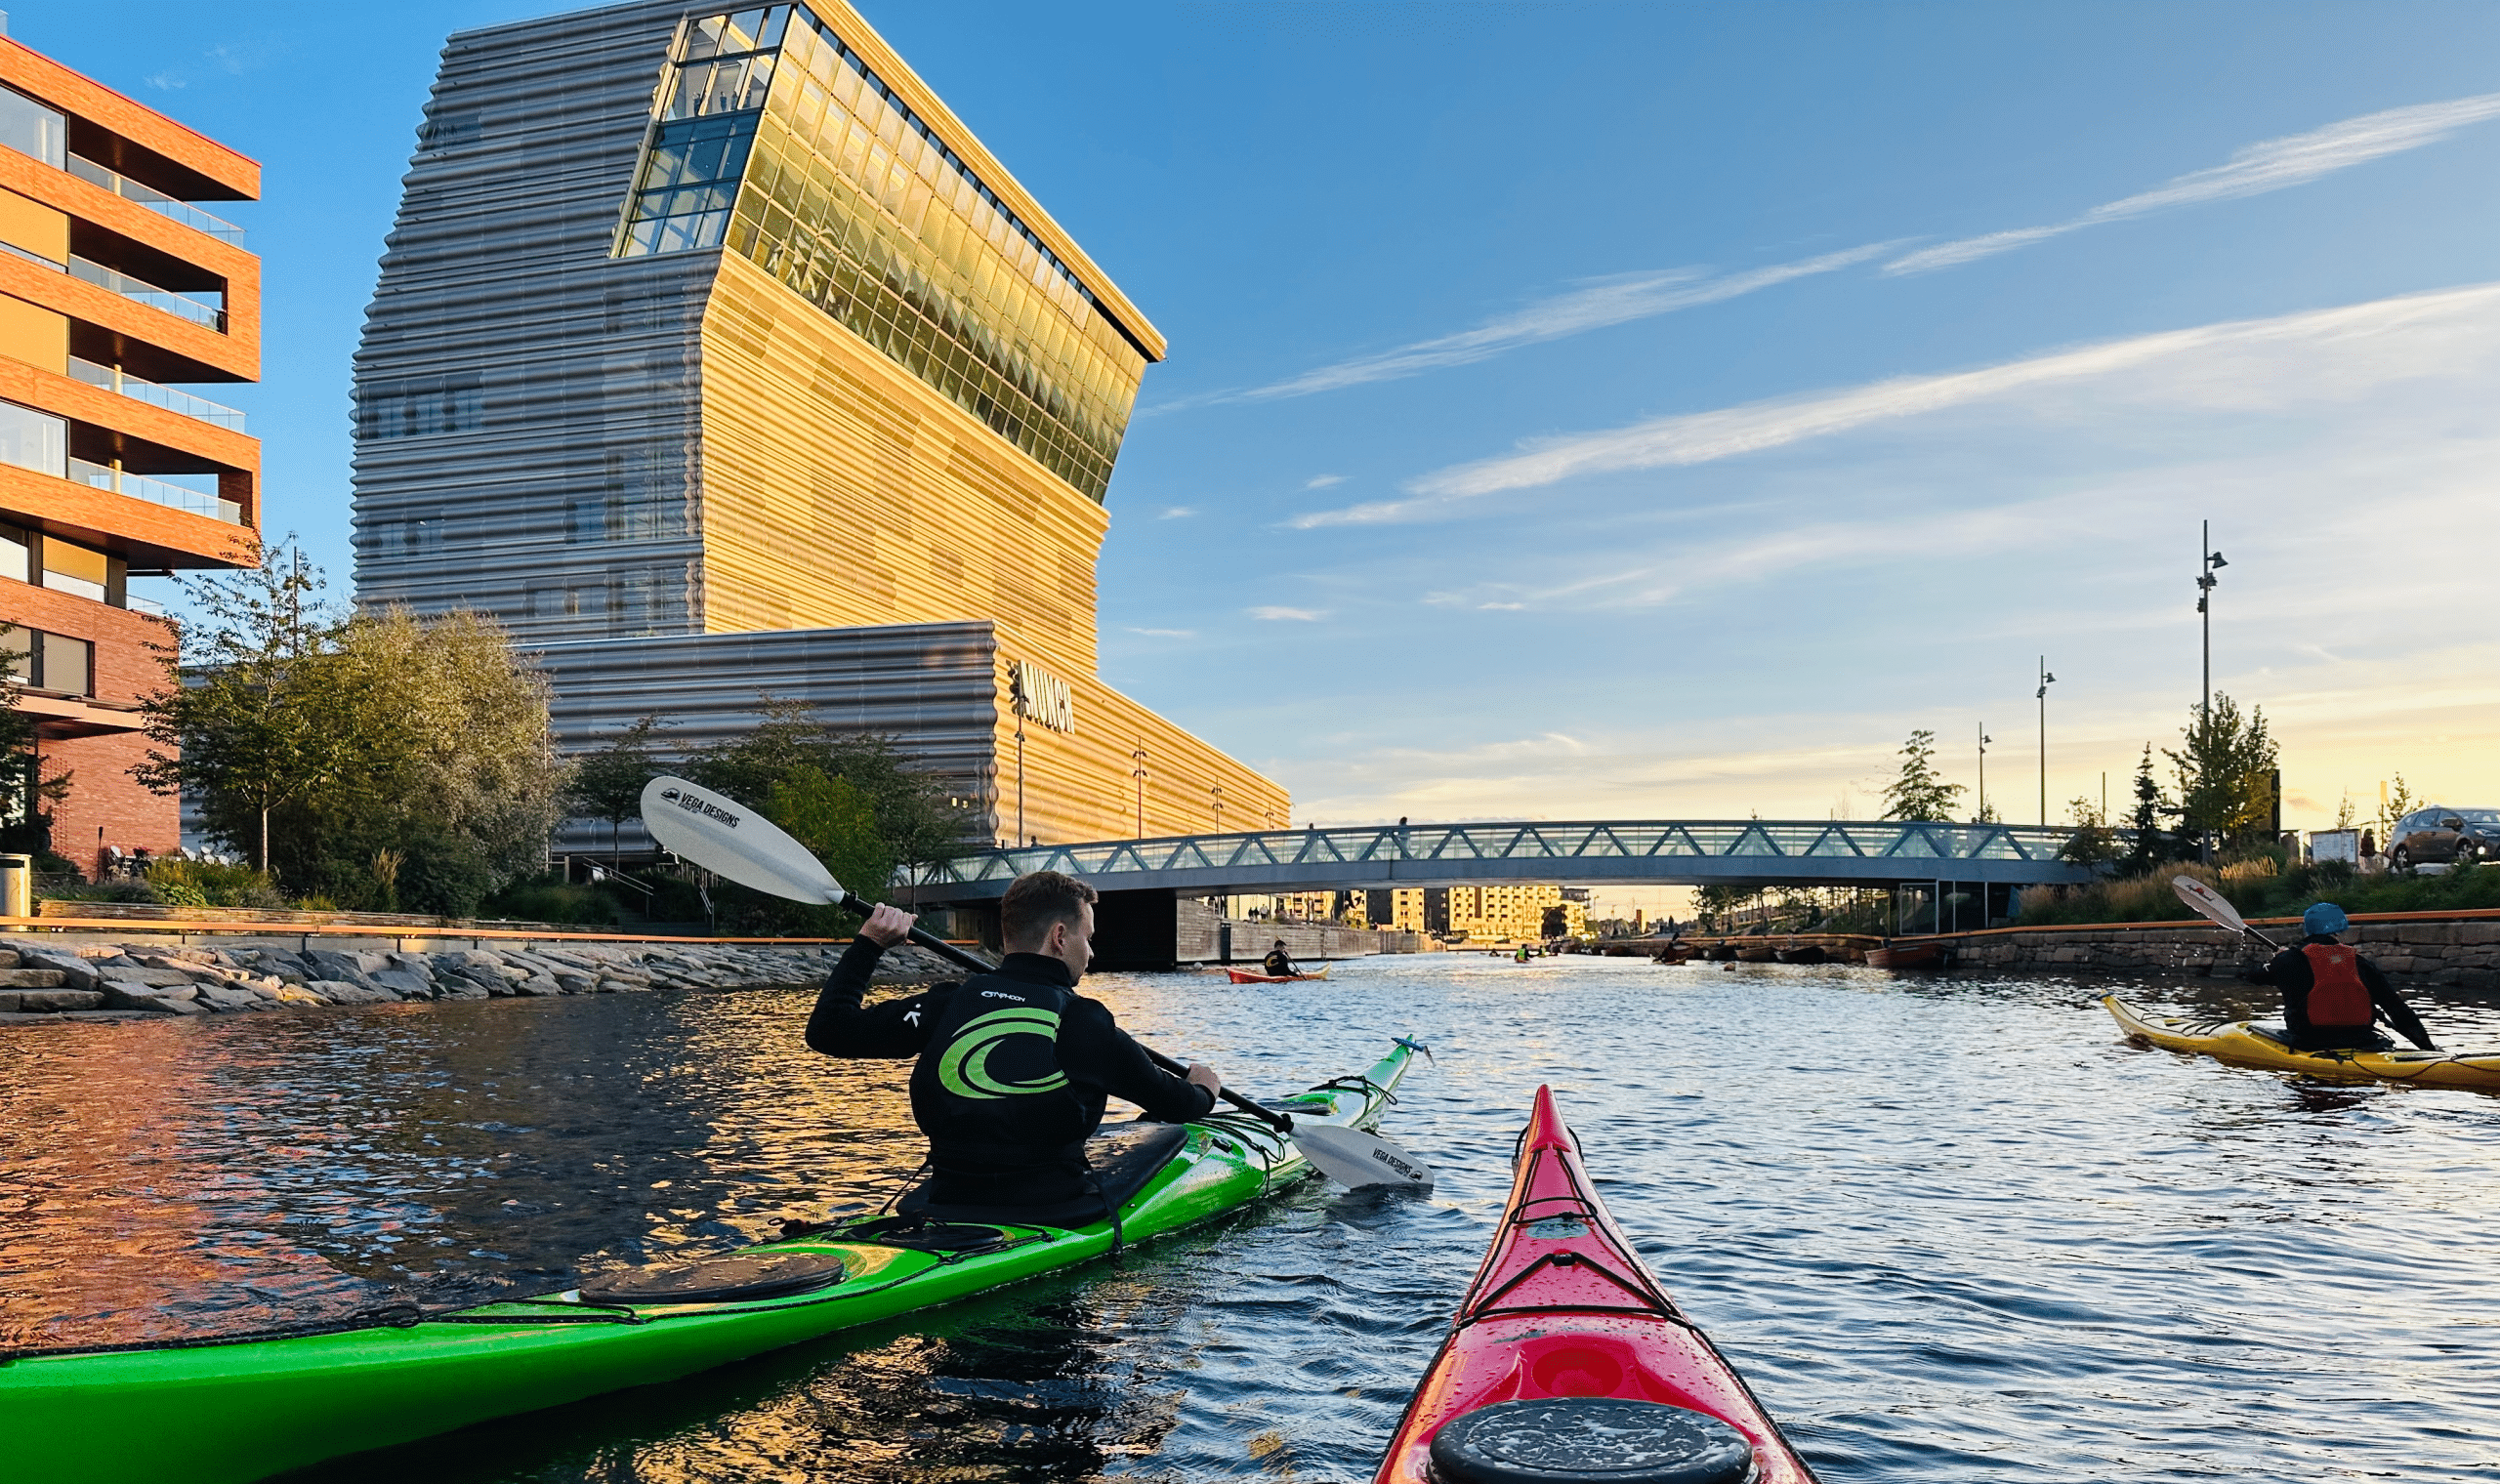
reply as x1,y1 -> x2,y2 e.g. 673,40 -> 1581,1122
0,30 -> 259,875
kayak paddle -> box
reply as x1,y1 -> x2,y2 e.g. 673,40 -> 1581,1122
2171,874 -> 2283,950
638,775 -> 1435,1190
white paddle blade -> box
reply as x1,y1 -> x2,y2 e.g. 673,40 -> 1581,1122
640,775 -> 845,905
1296,1123 -> 1435,1192
2172,874 -> 2246,933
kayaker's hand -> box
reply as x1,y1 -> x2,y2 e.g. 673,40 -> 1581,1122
1186,1062 -> 1223,1095
858,904 -> 916,948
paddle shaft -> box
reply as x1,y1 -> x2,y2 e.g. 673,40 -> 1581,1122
839,892 -> 1293,1134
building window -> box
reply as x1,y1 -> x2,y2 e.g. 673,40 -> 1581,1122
354,377 -> 483,440
0,524 -> 26,583
0,399 -> 67,478
0,625 -> 92,696
38,538 -> 107,602
0,86 -> 65,170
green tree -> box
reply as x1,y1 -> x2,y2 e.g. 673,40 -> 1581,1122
563,715 -> 666,866
287,608 -> 570,914
686,701 -> 968,905
2165,692 -> 2279,853
2120,744 -> 2175,876
1880,729 -> 1966,822
769,764 -> 893,910
2059,794 -> 2120,868
136,542 -> 355,871
0,674 -> 71,859
2375,773 -> 2418,856
143,551 -> 570,916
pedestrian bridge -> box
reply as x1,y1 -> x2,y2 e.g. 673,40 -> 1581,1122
913,818 -> 2091,903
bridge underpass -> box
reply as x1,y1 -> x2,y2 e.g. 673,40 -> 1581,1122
907,819 -> 2092,969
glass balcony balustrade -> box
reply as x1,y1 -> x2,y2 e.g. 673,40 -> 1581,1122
64,155 -> 246,244
67,356 -> 246,431
66,255 -> 227,331
66,456 -> 242,523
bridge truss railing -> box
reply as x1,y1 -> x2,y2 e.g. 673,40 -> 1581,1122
914,819 -> 2090,900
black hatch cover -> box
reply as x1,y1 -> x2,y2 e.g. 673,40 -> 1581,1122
1428,1398 -> 1759,1484
577,1250 -> 851,1306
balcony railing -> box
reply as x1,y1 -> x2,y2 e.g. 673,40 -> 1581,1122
67,356 -> 246,432
65,155 -> 245,244
66,255 -> 227,332
66,456 -> 242,524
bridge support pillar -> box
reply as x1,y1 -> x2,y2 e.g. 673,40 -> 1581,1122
1090,888 -> 1182,971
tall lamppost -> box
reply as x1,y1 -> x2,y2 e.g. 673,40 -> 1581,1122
1977,721 -> 1992,823
2197,520 -> 2227,723
1130,742 -> 1147,840
2195,522 -> 2229,862
2035,657 -> 2056,826
1210,783 -> 1225,834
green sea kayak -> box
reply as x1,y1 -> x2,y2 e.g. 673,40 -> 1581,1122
1,1041 -> 1419,1484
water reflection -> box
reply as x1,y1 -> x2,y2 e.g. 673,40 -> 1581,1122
6,959 -> 2499,1482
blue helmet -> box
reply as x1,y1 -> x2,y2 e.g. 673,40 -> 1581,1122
2303,902 -> 2351,937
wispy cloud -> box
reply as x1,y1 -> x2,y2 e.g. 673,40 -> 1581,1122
1126,627 -> 1197,639
1151,243 -> 1898,413
1158,506 -> 1197,519
1292,281 -> 2500,523
1249,605 -> 1327,622
1888,92 -> 2500,274
1304,474 -> 1347,489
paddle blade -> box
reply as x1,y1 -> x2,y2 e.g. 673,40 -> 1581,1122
1296,1123 -> 1435,1192
2172,874 -> 2246,933
640,775 -> 844,906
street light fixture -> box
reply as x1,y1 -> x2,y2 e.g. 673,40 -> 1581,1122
2035,658 -> 2057,827
1978,722 -> 1992,823
2195,521 -> 2228,862
1130,742 -> 1147,840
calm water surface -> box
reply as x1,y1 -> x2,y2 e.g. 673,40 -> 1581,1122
5,957 -> 2498,1481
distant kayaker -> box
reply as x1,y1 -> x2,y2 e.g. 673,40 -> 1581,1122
1263,939 -> 1299,977
806,871 -> 1223,1212
2244,902 -> 2437,1051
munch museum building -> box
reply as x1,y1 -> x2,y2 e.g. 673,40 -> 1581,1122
352,0 -> 1285,851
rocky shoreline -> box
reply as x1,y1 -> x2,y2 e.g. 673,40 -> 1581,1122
0,937 -> 950,1024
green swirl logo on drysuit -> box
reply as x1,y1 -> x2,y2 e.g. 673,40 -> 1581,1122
937,1008 -> 1069,1100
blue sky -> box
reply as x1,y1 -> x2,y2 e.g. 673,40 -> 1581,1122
30,2 -> 2500,872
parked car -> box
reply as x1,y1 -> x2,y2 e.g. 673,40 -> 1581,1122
2387,806 -> 2500,868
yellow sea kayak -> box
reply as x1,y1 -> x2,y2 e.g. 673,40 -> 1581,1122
2103,995 -> 2500,1092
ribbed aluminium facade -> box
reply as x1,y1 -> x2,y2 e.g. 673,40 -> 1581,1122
354,0 -> 1284,849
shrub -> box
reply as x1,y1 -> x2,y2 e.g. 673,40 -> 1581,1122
147,858 -> 288,909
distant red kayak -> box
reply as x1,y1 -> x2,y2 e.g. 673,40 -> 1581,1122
1226,965 -> 1331,983
1373,1086 -> 1816,1484
1863,943 -> 1944,969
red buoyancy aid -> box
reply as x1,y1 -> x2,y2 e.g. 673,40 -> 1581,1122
2300,943 -> 2373,1027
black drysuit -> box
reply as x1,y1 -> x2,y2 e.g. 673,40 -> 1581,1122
2245,934 -> 2436,1051
806,940 -> 1215,1207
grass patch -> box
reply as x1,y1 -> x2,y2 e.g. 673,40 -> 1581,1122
2021,857 -> 2500,927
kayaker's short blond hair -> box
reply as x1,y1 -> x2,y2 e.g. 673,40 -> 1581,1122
1001,870 -> 1099,949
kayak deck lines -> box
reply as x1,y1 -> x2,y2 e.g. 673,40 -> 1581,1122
2104,995 -> 2500,1092
1,1040 -> 1421,1484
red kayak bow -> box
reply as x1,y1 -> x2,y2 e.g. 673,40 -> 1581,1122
1374,1086 -> 1816,1483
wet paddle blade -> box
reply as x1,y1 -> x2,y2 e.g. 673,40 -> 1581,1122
2172,875 -> 2248,933
1296,1123 -> 1435,1192
641,775 -> 845,905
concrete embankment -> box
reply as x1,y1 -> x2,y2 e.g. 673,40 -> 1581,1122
0,935 -> 950,1025
1926,912 -> 2500,991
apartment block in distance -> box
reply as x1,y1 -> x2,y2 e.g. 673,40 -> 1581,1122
354,0 -> 1283,852
0,30 -> 260,872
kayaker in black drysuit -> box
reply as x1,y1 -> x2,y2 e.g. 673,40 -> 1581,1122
806,870 -> 1223,1211
1263,939 -> 1298,977
2242,902 -> 2437,1052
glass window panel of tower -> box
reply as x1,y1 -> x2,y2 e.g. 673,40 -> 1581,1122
615,4 -> 1146,502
